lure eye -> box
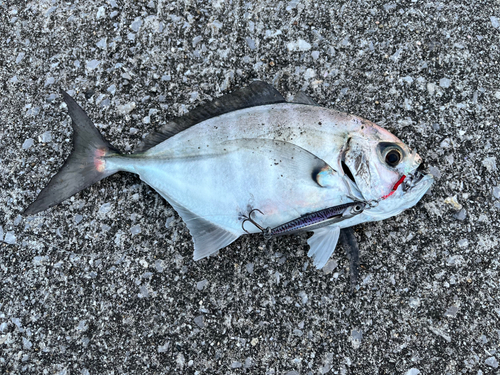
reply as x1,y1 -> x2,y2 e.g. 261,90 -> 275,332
385,149 -> 402,167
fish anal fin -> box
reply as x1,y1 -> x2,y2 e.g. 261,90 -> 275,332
307,226 -> 340,269
159,193 -> 239,260
137,81 -> 286,151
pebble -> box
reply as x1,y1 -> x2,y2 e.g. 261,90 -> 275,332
444,306 -> 458,318
491,16 -> 500,29
485,357 -> 499,368
39,131 -> 52,143
139,285 -> 149,298
45,6 -> 57,16
245,37 -> 256,50
303,68 -> 316,80
157,342 -> 169,353
22,337 -> 32,349
482,157 -> 497,172
46,93 -> 57,102
44,77 -> 55,86
196,279 -> 208,290
97,38 -> 107,49
439,77 -> 451,88
130,18 -> 143,32
22,138 -> 34,149
116,102 -> 136,115
86,59 -> 100,70
493,187 -> 500,199
322,259 -> 338,274
454,209 -> 466,221
96,6 -> 105,19
154,260 -> 164,272
194,315 -> 205,328
130,224 -> 141,236
4,231 -> 16,245
402,76 -> 413,84
427,82 -> 436,95
429,166 -> 441,180
287,39 -> 312,52
209,20 -> 223,31
192,35 -> 202,47
246,263 -> 254,274
16,52 -> 25,64
444,196 -> 462,210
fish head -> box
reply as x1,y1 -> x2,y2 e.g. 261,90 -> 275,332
342,121 -> 434,220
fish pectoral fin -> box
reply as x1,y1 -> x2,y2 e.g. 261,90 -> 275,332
232,138 -> 338,188
159,193 -> 239,260
307,226 -> 340,269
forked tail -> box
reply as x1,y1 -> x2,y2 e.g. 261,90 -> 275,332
23,90 -> 120,216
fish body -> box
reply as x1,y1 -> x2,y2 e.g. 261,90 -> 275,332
24,82 -> 433,270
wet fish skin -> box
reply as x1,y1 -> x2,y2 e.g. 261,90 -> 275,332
23,82 -> 433,273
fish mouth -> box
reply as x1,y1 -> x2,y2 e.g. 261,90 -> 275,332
403,162 -> 431,192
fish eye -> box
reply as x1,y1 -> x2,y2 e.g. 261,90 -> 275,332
385,149 -> 402,167
378,142 -> 405,168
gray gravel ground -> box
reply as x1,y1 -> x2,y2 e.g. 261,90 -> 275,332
1,0 -> 500,374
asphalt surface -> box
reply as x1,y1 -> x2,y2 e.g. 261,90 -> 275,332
1,0 -> 500,374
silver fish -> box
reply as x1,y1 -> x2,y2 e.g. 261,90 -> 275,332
24,82 -> 433,273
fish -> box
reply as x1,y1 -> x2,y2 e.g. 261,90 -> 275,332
23,81 -> 433,286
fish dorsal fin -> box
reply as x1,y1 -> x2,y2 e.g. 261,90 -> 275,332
291,91 -> 318,106
137,81 -> 286,152
158,192 -> 240,260
307,226 -> 340,269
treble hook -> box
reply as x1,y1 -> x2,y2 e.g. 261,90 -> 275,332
241,208 -> 265,234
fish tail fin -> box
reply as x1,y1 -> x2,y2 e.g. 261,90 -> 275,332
23,90 -> 120,216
